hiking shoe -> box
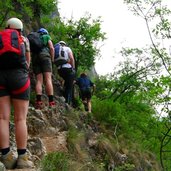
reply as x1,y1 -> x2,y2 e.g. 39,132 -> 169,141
49,101 -> 56,108
0,161 -> 6,171
17,153 -> 34,169
35,101 -> 43,109
1,151 -> 17,169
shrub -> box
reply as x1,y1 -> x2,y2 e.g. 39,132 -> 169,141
40,152 -> 69,171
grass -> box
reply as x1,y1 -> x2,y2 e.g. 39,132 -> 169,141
40,152 -> 69,171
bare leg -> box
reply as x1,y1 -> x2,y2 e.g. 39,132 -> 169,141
12,99 -> 29,149
0,96 -> 11,148
44,72 -> 53,95
82,99 -> 88,111
87,99 -> 92,113
35,73 -> 43,95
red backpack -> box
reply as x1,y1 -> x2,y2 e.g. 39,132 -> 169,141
0,29 -> 25,69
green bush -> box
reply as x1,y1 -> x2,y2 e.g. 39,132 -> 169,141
91,96 -> 162,159
40,152 -> 69,171
115,163 -> 135,171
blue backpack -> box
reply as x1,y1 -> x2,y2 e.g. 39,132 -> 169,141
54,43 -> 68,67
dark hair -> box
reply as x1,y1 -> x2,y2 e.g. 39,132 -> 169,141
80,73 -> 87,77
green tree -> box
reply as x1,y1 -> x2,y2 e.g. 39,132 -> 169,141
93,1 -> 171,169
50,14 -> 106,71
0,0 -> 57,30
121,1 -> 171,169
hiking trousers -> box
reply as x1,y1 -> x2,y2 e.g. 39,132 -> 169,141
58,67 -> 75,104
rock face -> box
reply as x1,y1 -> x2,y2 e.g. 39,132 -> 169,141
27,97 -> 69,165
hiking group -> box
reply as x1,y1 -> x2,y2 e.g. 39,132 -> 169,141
0,17 -> 95,170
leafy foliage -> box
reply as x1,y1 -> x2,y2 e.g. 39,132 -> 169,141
93,1 -> 171,169
50,14 -> 106,71
40,152 -> 69,171
0,0 -> 57,29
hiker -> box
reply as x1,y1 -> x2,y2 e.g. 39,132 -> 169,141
75,73 -> 95,113
0,17 -> 33,169
54,41 -> 75,105
30,28 -> 55,109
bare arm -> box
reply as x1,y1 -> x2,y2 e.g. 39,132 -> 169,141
24,37 -> 31,68
93,84 -> 96,92
48,40 -> 55,62
68,51 -> 75,69
25,51 -> 31,68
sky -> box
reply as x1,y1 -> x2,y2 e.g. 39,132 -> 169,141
58,0 -> 169,75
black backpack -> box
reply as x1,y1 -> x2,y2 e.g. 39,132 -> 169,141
27,32 -> 44,53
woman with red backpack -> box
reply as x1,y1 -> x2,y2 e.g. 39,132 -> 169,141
0,17 -> 33,169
